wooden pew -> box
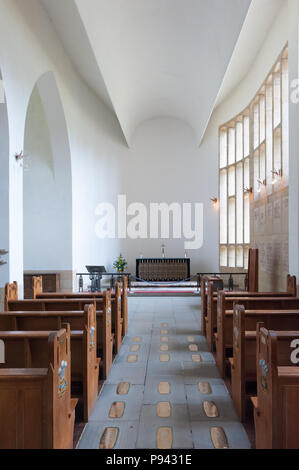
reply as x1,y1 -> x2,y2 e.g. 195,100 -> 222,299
205,275 -> 296,351
251,326 -> 299,449
230,305 -> 299,421
0,305 -> 100,422
32,277 -> 126,353
4,285 -> 113,379
216,292 -> 299,378
0,327 -> 77,449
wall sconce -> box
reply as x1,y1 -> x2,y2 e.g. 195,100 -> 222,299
210,197 -> 219,208
257,179 -> 266,193
244,187 -> 253,194
271,169 -> 283,185
15,151 -> 24,162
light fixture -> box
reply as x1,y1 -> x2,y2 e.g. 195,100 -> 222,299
15,151 -> 24,162
244,187 -> 253,194
271,169 -> 283,185
210,197 -> 219,209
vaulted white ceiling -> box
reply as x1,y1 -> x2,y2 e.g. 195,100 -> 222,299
42,0 -> 282,147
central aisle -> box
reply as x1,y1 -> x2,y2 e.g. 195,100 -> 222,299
78,296 -> 251,449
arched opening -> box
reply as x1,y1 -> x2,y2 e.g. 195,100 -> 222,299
23,71 -> 73,292
0,69 -> 10,306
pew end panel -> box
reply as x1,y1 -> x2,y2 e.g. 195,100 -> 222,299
231,304 -> 247,421
216,291 -> 227,378
109,282 -> 123,354
101,291 -> 113,379
32,276 -> 43,300
4,282 -> 18,311
206,281 -> 215,351
82,304 -> 100,422
122,275 -> 128,336
201,275 -> 208,336
254,326 -> 299,449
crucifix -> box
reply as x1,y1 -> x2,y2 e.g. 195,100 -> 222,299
161,244 -> 166,259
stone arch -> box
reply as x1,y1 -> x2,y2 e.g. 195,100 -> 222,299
23,71 -> 73,290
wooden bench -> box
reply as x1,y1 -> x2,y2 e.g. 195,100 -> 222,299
0,305 -> 100,422
216,292 -> 299,378
0,327 -> 77,449
205,275 -> 296,351
32,277 -> 126,354
251,326 -> 299,449
4,285 -> 113,379
230,304 -> 299,421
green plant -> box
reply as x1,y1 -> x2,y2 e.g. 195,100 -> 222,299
0,250 -> 8,267
113,254 -> 128,273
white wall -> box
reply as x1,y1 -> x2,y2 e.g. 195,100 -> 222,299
23,85 -> 71,271
117,117 -> 218,275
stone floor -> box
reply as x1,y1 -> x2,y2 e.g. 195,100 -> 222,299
78,296 -> 251,449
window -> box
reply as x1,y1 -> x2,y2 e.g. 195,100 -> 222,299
219,114 -> 250,269
219,45 -> 289,269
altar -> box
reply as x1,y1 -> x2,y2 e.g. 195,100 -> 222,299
136,258 -> 190,282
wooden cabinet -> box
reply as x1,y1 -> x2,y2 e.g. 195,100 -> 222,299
24,273 -> 60,299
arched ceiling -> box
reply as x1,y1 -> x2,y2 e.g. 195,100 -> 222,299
41,0 -> 280,146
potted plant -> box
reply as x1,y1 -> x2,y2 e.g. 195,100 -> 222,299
113,254 -> 128,273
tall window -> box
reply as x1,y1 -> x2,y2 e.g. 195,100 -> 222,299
219,45 -> 289,269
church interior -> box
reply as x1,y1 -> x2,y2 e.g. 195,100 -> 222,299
1,0 -> 299,450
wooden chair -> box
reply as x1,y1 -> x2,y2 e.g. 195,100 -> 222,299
0,327 -> 77,449
251,326 -> 299,449
0,305 -> 100,422
216,292 -> 299,377
230,305 -> 299,421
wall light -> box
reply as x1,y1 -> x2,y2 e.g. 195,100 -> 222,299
257,179 -> 266,193
244,187 -> 253,194
210,197 -> 219,208
15,151 -> 24,162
